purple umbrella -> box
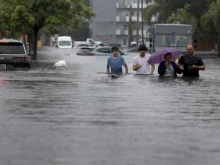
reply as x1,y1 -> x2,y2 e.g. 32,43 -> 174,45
148,47 -> 182,64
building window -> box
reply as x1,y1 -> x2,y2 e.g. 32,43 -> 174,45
131,11 -> 134,16
133,0 -> 138,3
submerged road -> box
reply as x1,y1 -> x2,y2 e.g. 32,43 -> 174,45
0,46 -> 220,165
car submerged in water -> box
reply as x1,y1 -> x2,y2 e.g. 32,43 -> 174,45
76,46 -> 125,56
0,39 -> 31,70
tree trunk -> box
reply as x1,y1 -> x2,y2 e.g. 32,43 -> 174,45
218,32 -> 220,57
23,34 -> 27,51
32,30 -> 38,60
27,33 -> 33,54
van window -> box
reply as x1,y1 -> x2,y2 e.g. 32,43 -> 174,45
58,41 -> 71,46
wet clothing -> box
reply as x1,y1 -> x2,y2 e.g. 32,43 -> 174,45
158,61 -> 182,77
179,54 -> 204,77
107,55 -> 126,74
133,54 -> 151,74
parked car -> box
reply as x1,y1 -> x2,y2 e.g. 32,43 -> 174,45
93,43 -> 109,47
76,43 -> 91,48
0,39 -> 31,70
77,46 -> 125,56
76,47 -> 95,56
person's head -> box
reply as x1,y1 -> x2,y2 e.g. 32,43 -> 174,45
164,53 -> 172,63
186,45 -> 194,56
138,44 -> 148,57
111,46 -> 119,57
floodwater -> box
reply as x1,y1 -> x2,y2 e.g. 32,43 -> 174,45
0,47 -> 220,165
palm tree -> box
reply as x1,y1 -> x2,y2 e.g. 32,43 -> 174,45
143,0 -> 186,24
167,4 -> 197,32
144,0 -> 169,24
200,0 -> 220,56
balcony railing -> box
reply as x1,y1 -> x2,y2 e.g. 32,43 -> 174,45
116,29 -> 128,35
117,2 -> 127,8
116,1 -> 148,8
116,29 -> 147,36
116,16 -> 146,22
116,16 -> 128,22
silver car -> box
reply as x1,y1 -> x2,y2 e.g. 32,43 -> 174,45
0,39 -> 31,70
77,46 -> 125,56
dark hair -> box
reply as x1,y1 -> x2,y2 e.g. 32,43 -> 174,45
138,44 -> 148,51
164,52 -> 172,58
111,46 -> 119,52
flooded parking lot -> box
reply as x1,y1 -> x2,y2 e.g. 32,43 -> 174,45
0,47 -> 220,165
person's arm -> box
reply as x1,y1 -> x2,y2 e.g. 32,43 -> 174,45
133,57 -> 141,71
158,62 -> 166,76
107,67 -> 110,73
192,65 -> 205,70
121,58 -> 128,74
149,64 -> 155,74
124,64 -> 128,74
178,55 -> 184,70
192,58 -> 205,70
172,61 -> 182,74
133,64 -> 141,71
107,58 -> 110,73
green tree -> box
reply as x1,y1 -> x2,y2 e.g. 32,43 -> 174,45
144,0 -> 211,27
144,0 -> 217,51
0,0 -> 95,60
167,4 -> 197,32
201,0 -> 220,56
144,0 -> 186,24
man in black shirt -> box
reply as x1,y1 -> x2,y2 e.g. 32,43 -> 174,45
178,45 -> 205,77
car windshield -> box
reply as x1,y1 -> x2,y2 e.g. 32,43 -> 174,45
78,48 -> 94,53
96,47 -> 111,53
59,41 -> 71,46
0,42 -> 25,54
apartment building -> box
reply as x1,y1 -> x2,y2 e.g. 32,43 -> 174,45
90,0 -> 155,48
89,0 -> 118,46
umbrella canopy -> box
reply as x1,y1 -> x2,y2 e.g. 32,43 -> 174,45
148,47 -> 182,64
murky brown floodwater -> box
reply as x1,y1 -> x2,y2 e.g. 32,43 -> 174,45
0,46 -> 220,165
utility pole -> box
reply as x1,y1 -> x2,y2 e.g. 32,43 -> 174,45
128,5 -> 132,48
136,0 -> 139,46
141,0 -> 144,45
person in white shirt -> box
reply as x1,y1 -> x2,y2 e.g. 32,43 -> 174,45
133,44 -> 155,74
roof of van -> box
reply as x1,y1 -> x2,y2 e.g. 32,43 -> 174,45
152,24 -> 192,27
57,36 -> 71,38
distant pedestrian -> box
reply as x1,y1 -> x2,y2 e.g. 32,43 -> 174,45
178,45 -> 205,77
133,44 -> 155,74
107,47 -> 128,75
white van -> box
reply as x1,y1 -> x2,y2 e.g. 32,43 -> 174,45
56,36 -> 73,49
